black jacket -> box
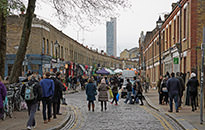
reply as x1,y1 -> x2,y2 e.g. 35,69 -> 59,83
126,81 -> 132,92
21,78 -> 42,105
51,77 -> 65,100
187,77 -> 199,94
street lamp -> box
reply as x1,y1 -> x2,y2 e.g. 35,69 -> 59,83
156,16 -> 163,76
54,40 -> 59,62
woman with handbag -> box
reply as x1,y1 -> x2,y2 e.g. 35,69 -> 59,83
85,78 -> 97,112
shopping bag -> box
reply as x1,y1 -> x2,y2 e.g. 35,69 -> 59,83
109,88 -> 113,99
116,93 -> 119,101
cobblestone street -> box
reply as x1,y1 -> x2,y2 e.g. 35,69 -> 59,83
62,91 -> 183,130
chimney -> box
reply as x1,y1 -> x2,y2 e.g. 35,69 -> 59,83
164,14 -> 169,20
172,3 -> 177,10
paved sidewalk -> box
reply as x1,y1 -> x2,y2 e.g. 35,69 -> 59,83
0,104 -> 68,130
0,88 -> 79,130
144,88 -> 205,130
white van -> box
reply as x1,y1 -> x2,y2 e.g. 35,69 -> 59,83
121,70 -> 135,98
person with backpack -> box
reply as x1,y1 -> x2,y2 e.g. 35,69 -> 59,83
124,79 -> 132,104
21,75 -> 42,130
40,72 -> 54,123
186,73 -> 199,111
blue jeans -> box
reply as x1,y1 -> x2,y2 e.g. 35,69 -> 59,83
169,94 -> 178,111
42,97 -> 52,121
27,103 -> 37,127
125,92 -> 132,104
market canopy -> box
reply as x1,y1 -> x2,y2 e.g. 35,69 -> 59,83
114,68 -> 123,73
96,68 -> 110,75
105,68 -> 115,75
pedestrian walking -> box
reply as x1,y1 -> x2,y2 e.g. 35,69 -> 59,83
98,78 -> 109,111
124,79 -> 132,104
110,81 -> 118,105
21,75 -> 42,130
176,72 -> 185,109
85,78 -> 97,112
40,72 -> 55,123
167,73 -> 181,113
186,73 -> 199,111
0,76 -> 7,120
157,75 -> 163,104
135,80 -> 144,105
50,72 -> 64,119
160,76 -> 169,104
56,72 -> 66,114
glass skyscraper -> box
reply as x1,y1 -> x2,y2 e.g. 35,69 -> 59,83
106,18 -> 117,57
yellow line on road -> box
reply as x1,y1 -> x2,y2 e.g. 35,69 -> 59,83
141,106 -> 174,130
69,105 -> 79,130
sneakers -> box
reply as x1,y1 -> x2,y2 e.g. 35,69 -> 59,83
115,104 -> 118,106
27,126 -> 31,130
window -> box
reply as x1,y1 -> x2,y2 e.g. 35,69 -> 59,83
184,8 -> 187,38
51,41 -> 53,56
177,16 -> 180,42
47,39 -> 49,55
42,38 -> 45,54
169,24 -> 171,47
166,28 -> 168,50
61,46 -> 63,59
174,20 -> 176,43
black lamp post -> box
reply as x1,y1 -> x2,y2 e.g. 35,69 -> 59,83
54,40 -> 59,63
157,16 -> 163,76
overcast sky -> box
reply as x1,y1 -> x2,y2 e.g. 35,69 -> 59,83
34,0 -> 178,56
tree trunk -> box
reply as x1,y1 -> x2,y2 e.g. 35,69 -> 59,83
9,0 -> 36,83
0,0 -> 7,79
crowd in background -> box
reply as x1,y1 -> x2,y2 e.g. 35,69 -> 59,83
156,71 -> 199,113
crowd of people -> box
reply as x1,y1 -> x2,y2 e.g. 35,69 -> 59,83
0,71 -> 67,130
157,71 -> 199,113
85,74 -> 145,112
0,69 -> 200,130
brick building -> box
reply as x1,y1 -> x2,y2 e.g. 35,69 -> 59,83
5,15 -> 138,76
139,0 -> 205,87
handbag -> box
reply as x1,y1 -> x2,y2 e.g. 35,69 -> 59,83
116,93 -> 119,101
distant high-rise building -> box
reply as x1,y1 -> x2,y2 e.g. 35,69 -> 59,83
106,18 -> 117,57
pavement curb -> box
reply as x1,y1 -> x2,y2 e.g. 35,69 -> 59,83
144,94 -> 197,130
46,107 -> 71,130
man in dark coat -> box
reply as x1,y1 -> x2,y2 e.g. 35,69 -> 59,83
167,72 -> 181,112
176,72 -> 185,108
50,72 -> 64,118
187,73 -> 199,111
55,72 -> 66,115
124,79 -> 132,104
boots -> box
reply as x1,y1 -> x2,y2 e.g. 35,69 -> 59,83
92,104 -> 95,112
88,104 -> 90,111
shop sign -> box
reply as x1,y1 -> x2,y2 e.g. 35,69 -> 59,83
173,57 -> 179,64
